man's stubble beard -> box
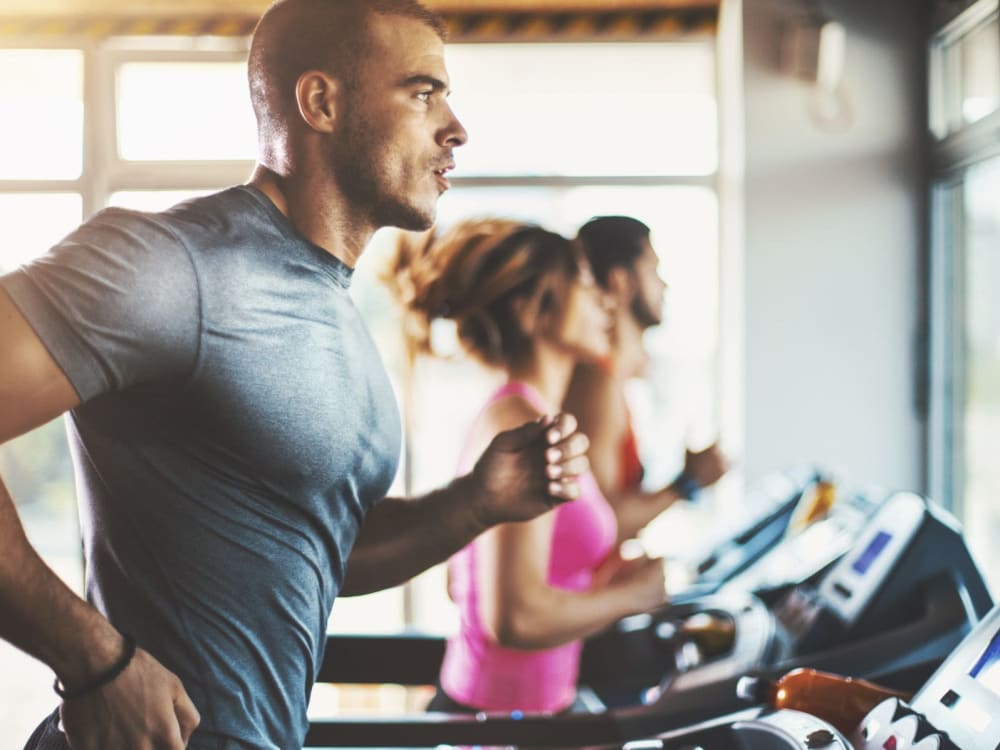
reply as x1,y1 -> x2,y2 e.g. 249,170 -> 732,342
332,109 -> 436,233
630,286 -> 662,330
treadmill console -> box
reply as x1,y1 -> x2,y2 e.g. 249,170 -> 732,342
815,492 -> 924,625
768,491 -> 991,663
686,469 -> 819,597
607,595 -> 1000,750
767,494 -> 920,646
644,489 -> 991,733
852,603 -> 1000,749
721,487 -> 877,598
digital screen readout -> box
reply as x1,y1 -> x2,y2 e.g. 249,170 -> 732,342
970,629 -> 1000,696
851,530 -> 892,575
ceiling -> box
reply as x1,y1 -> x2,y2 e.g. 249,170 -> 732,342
0,0 -> 717,41
2,0 -> 717,17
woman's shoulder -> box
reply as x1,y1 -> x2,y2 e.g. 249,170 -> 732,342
480,392 -> 545,434
458,389 -> 543,464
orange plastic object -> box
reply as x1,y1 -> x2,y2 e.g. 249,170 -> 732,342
747,668 -> 911,736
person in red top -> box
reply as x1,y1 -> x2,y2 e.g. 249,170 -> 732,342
564,216 -> 729,543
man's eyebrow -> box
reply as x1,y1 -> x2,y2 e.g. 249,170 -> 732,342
401,74 -> 450,93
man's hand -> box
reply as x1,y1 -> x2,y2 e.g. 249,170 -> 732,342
470,412 -> 589,526
683,442 -> 729,489
60,647 -> 200,750
341,412 -> 590,595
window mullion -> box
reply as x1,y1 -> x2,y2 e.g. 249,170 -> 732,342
83,42 -> 115,216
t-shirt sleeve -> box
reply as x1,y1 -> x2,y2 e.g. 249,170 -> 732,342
0,208 -> 201,402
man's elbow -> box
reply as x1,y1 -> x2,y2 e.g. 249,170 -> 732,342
339,558 -> 378,597
338,579 -> 367,597
337,576 -> 372,596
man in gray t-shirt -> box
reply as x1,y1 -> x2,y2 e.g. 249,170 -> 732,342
0,2 -> 592,749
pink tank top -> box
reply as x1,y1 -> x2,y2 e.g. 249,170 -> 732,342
439,381 -> 618,712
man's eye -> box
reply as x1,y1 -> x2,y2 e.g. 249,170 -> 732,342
416,91 -> 432,102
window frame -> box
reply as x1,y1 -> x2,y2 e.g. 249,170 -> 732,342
929,0 -> 1000,140
928,0 -> 1000,173
0,37 -> 254,213
927,177 -> 966,513
927,0 -> 1000,515
926,0 -> 1000,517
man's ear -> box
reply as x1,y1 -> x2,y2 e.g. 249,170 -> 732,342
607,266 -> 634,302
295,70 -> 340,133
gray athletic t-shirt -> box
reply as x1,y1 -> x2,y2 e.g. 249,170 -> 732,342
1,186 -> 401,749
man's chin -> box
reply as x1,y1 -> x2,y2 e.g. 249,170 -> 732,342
379,202 -> 436,232
632,301 -> 663,330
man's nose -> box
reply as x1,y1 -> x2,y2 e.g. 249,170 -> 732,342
440,103 -> 468,148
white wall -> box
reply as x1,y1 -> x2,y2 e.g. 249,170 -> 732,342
742,0 -> 928,492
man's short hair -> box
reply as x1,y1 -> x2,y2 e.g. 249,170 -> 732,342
576,216 -> 652,289
248,0 -> 446,131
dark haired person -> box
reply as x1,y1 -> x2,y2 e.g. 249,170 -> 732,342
565,216 -> 729,544
389,219 -> 669,714
0,2 -> 591,748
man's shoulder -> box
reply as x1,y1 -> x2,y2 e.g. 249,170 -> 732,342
86,185 -> 250,237
71,186 -> 270,266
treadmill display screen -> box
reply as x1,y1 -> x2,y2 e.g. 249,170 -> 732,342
851,531 -> 892,575
970,630 -> 1000,695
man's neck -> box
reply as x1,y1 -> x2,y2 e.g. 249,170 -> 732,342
247,164 -> 374,269
613,308 -> 648,380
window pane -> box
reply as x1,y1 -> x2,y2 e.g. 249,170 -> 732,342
963,154 -> 1000,594
446,43 -> 717,176
930,5 -> 1000,137
0,50 -> 83,179
117,62 -> 256,161
0,194 -> 83,273
327,588 -> 405,634
961,13 -> 1000,125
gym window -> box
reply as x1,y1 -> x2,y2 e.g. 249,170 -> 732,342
927,0 -> 1000,593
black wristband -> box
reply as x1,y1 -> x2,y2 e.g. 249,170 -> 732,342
673,472 -> 702,501
53,633 -> 136,701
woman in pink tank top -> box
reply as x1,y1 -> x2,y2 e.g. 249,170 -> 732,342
389,219 -> 670,713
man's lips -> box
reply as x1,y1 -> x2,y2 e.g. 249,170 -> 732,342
433,162 -> 455,190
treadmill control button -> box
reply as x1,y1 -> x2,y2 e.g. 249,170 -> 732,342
939,689 -> 960,707
622,740 -> 665,750
804,729 -> 837,747
655,621 -> 678,640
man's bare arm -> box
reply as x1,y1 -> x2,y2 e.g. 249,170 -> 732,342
0,288 -> 199,748
563,363 -> 627,498
0,289 -> 110,682
340,475 -> 483,596
341,414 -> 589,596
